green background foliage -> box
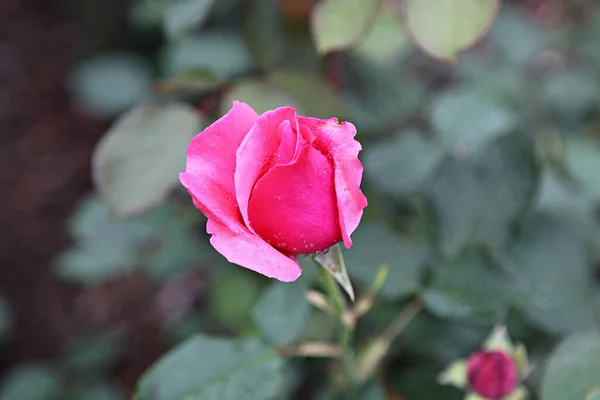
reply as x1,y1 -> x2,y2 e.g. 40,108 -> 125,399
3,1 -> 600,399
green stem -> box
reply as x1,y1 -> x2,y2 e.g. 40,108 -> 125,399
316,262 -> 346,318
315,261 -> 354,388
354,299 -> 423,384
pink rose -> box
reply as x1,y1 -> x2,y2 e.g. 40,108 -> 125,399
179,101 -> 367,282
467,350 -> 519,399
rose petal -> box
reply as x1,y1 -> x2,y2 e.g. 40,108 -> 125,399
274,120 -> 297,165
206,219 -> 302,282
235,107 -> 298,230
298,117 -> 368,248
248,144 -> 340,255
179,101 -> 258,230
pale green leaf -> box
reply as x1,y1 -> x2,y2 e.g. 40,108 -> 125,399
311,0 -> 380,54
353,8 -> 410,63
268,70 -> 344,119
405,0 -> 499,61
541,68 -> 598,119
220,80 -> 300,116
135,335 -> 285,400
56,197 -> 206,286
68,53 -> 153,118
92,102 -> 203,218
489,6 -> 550,65
540,331 -> 600,400
162,31 -> 252,78
564,136 -> 600,201
0,365 -> 60,400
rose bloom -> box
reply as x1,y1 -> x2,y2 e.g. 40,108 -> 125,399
179,101 -> 367,282
466,350 -> 519,399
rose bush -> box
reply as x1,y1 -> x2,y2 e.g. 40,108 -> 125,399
179,101 -> 367,282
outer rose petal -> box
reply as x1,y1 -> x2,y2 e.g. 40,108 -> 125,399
298,117 -> 368,247
206,219 -> 302,282
179,101 -> 258,231
248,144 -> 340,255
234,107 -> 298,230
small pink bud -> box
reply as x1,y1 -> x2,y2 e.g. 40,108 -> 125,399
466,350 -> 519,399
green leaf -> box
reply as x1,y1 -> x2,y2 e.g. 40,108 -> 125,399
60,333 -> 125,372
424,249 -> 516,323
541,68 -> 598,119
405,0 -> 499,61
135,335 -> 285,400
220,80 -> 300,116
350,381 -> 386,400
243,0 -> 285,69
129,0 -> 170,29
268,70 -> 344,119
314,243 -> 356,301
55,197 -> 206,285
353,7 -> 410,63
209,267 -> 263,330
251,281 -> 310,346
0,297 -> 11,341
67,382 -> 126,400
458,60 -> 525,105
92,102 -> 203,218
581,9 -> 600,64
564,136 -> 600,201
489,6 -> 550,65
163,0 -> 215,40
429,133 -> 539,257
343,223 -> 426,299
505,212 -> 599,334
156,68 -> 223,93
341,56 -> 424,133
162,31 -> 252,78
534,168 -> 595,235
401,313 -> 488,364
311,0 -> 380,54
540,331 -> 600,400
0,365 -> 61,400
138,205 -> 208,280
68,53 -> 153,118
363,131 -> 445,197
428,86 -> 518,153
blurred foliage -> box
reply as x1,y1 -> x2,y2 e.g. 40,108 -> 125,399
5,0 -> 599,399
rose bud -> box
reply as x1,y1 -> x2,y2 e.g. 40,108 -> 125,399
466,350 -> 519,399
179,101 -> 367,282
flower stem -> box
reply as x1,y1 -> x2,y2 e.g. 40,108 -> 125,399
314,259 -> 355,388
316,262 -> 347,318
354,299 -> 423,384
